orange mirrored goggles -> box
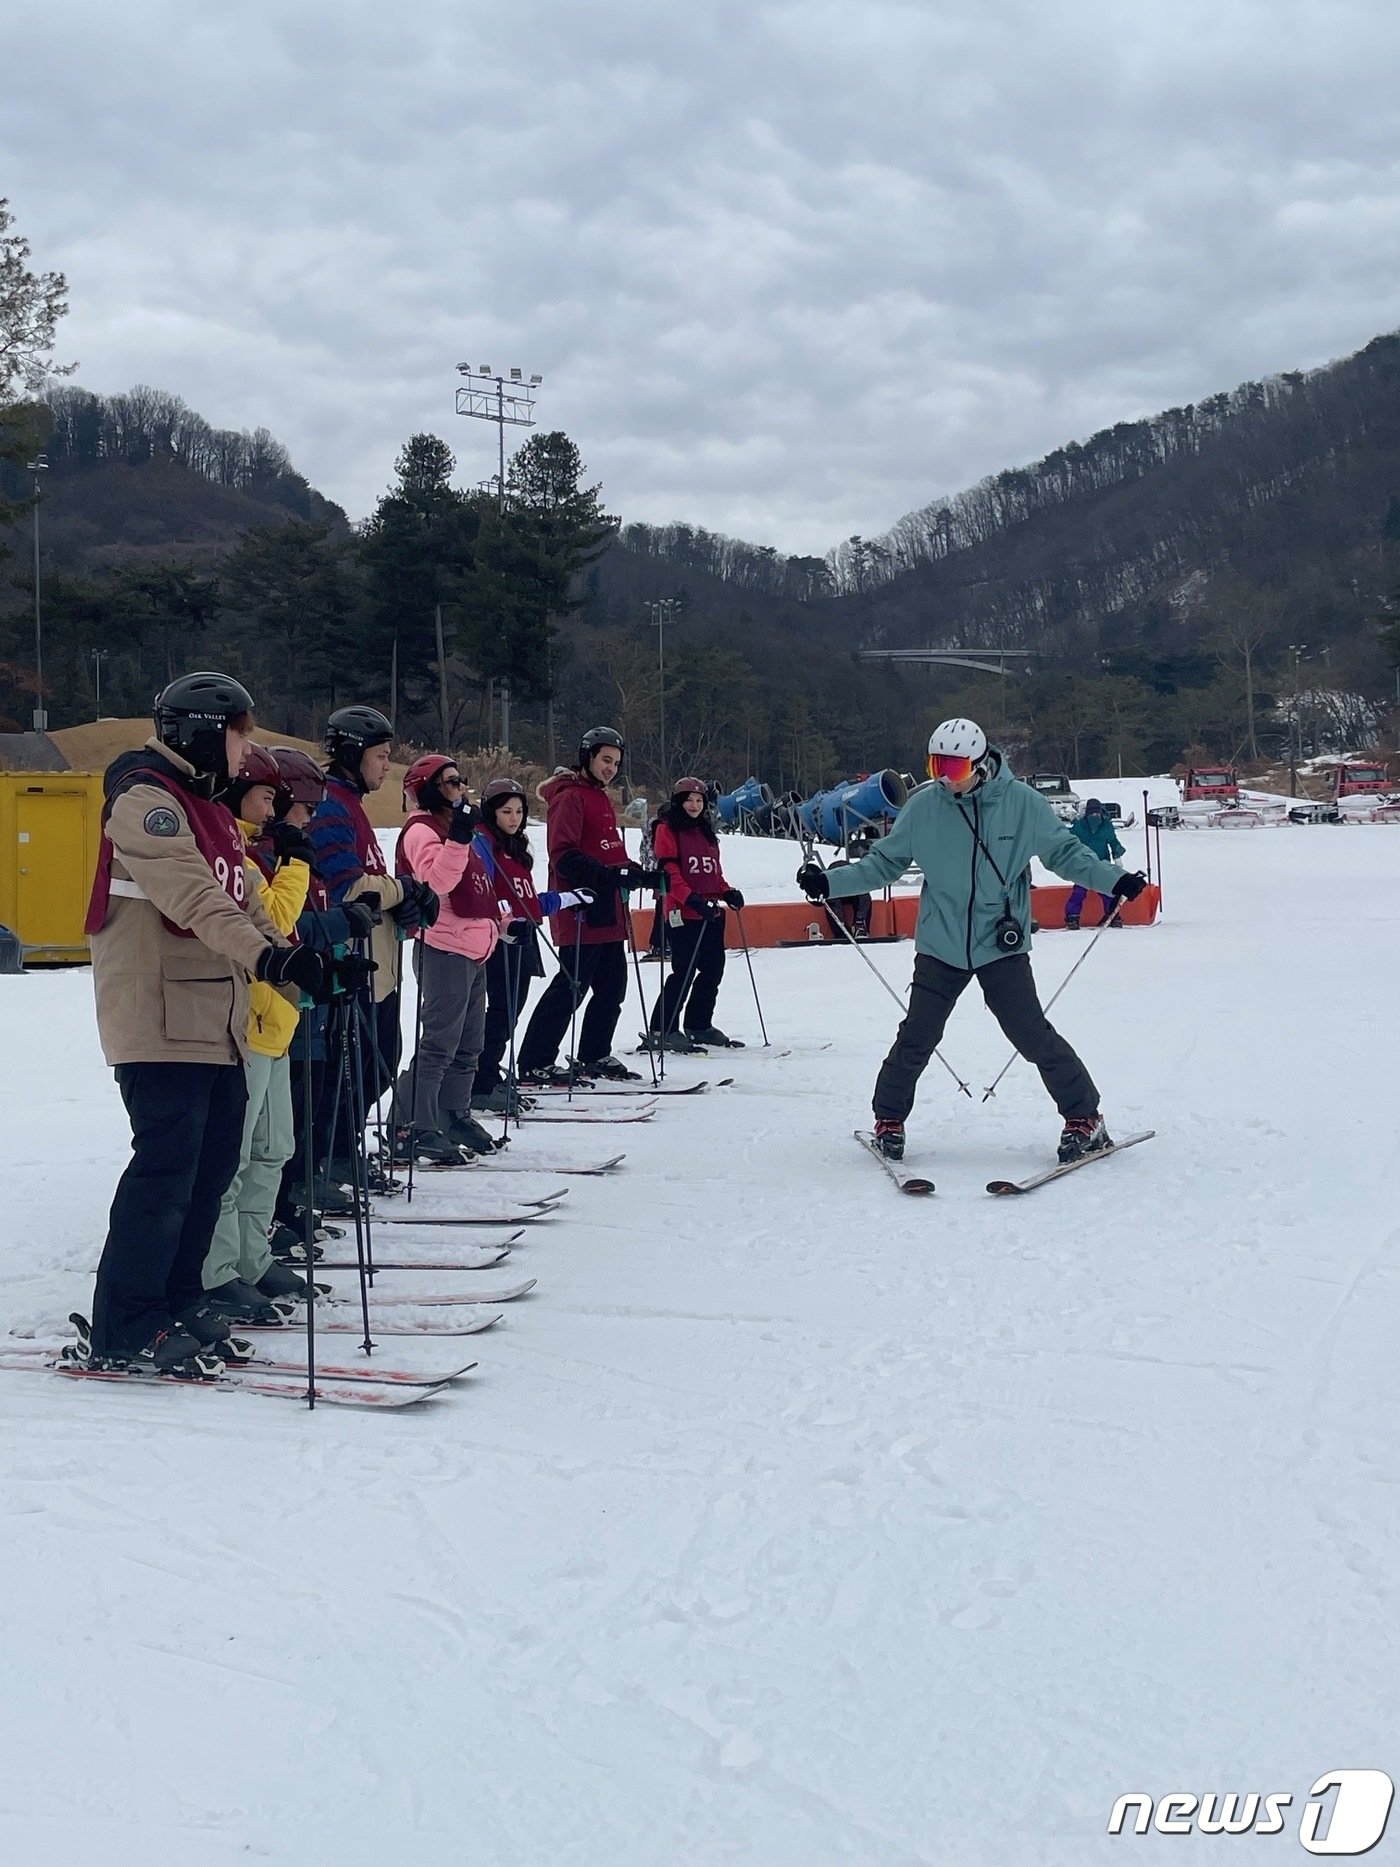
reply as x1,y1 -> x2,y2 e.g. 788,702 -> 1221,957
927,752 -> 975,783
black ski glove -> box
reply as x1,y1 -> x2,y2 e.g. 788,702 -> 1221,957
341,898 -> 379,942
723,888 -> 744,910
796,863 -> 829,900
617,863 -> 660,891
697,898 -> 726,923
324,951 -> 377,997
1112,870 -> 1148,901
391,879 -> 439,929
263,819 -> 318,868
256,944 -> 325,997
504,918 -> 534,943
447,800 -> 479,844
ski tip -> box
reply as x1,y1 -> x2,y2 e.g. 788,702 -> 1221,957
985,1180 -> 1023,1197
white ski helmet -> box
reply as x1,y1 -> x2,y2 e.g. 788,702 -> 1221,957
927,718 -> 988,783
928,718 -> 987,762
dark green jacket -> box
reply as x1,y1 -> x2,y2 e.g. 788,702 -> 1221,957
823,751 -> 1125,969
1070,813 -> 1125,862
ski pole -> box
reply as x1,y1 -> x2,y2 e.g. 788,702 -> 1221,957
405,931 -> 426,1203
654,910 -> 705,1049
980,899 -> 1124,1102
499,933 -> 520,1144
655,883 -> 668,1082
800,835 -> 970,1096
334,988 -> 375,1353
566,907 -> 584,1100
624,899 -> 661,1088
733,905 -> 770,1046
298,999 -> 319,1407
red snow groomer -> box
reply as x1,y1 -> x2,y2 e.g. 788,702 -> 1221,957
1331,760 -> 1390,799
1182,765 -> 1239,804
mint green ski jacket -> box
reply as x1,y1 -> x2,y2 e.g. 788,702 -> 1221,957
822,752 -> 1127,971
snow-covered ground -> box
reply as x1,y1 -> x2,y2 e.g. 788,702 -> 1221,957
4,826 -> 1400,1864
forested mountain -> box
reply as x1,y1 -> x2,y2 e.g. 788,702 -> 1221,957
3,335 -> 1400,788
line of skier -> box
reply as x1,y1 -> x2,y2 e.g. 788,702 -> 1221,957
79,675 -> 752,1378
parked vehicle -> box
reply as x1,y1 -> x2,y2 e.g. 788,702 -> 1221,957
1332,761 -> 1390,799
1027,773 -> 1081,822
1182,766 -> 1239,804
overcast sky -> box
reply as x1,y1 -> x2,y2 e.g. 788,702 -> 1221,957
7,0 -> 1400,554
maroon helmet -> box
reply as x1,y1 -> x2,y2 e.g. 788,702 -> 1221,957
269,746 -> 328,813
671,775 -> 706,800
481,776 -> 528,819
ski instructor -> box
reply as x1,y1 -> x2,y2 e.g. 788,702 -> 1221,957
797,718 -> 1147,1167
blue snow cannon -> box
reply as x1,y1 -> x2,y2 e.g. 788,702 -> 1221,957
799,770 -> 908,846
716,777 -> 773,828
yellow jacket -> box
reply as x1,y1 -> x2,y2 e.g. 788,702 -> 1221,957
241,822 -> 313,1058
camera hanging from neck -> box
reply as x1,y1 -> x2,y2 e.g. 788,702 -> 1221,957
956,794 -> 1024,953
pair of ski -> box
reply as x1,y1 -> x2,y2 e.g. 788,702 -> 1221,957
0,1312 -> 483,1408
525,1078 -> 732,1099
854,1129 -> 1155,1196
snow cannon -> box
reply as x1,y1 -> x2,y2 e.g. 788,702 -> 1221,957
798,770 -> 908,846
716,776 -> 774,829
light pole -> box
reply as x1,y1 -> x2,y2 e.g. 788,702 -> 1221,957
1288,644 -> 1307,797
455,363 -> 542,751
91,648 -> 108,719
647,599 -> 679,780
26,454 -> 49,731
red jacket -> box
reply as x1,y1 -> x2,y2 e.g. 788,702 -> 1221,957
653,820 -> 730,922
546,771 -> 630,947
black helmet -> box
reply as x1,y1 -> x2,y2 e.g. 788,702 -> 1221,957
325,704 -> 393,769
578,725 -> 624,770
154,670 -> 255,787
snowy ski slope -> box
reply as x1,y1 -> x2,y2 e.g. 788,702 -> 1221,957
2,823 -> 1398,1863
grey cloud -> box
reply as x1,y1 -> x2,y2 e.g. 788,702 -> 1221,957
6,0 -> 1400,552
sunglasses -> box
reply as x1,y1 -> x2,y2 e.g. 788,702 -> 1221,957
440,774 -> 464,788
927,753 -> 974,783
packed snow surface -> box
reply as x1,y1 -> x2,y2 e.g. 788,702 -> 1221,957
3,823 -> 1399,1864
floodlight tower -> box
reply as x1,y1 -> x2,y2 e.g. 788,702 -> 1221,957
27,453 -> 49,730
455,364 -> 543,749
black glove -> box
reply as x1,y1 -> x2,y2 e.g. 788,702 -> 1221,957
324,950 -> 377,996
797,863 -> 829,901
263,819 -> 317,868
723,888 -> 744,910
256,944 -> 325,997
1112,871 -> 1148,901
341,898 -> 379,942
447,800 -> 479,845
504,918 -> 534,943
621,865 -> 664,892
697,898 -> 726,923
391,878 -> 438,928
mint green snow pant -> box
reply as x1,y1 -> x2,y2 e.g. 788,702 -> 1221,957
203,1053 -> 294,1291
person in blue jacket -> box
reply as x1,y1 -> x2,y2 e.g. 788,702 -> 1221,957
797,719 -> 1147,1166
1064,799 -> 1126,928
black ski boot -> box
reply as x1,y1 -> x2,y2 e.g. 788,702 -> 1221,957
1063,914 -> 1080,930
256,1261 -> 312,1304
267,1219 -> 326,1264
202,1278 -> 296,1326
69,1311 -> 224,1379
471,1083 -> 534,1116
686,1025 -> 743,1049
1057,1113 -> 1112,1164
639,1029 -> 702,1055
521,1062 -> 589,1089
582,1054 -> 644,1082
445,1111 -> 507,1155
394,1124 -> 477,1167
873,1118 -> 906,1161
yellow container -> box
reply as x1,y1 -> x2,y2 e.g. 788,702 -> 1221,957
0,771 -> 106,964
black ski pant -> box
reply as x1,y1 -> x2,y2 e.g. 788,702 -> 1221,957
873,952 -> 1099,1124
650,915 -> 726,1035
315,990 -> 401,1172
518,938 -> 628,1071
473,939 -> 536,1095
92,1060 -> 248,1357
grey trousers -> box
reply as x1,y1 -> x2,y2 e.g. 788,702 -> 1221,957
395,942 -> 489,1133
203,1052 -> 293,1290
873,952 -> 1100,1123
